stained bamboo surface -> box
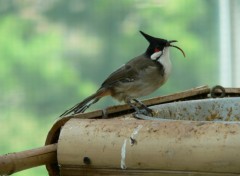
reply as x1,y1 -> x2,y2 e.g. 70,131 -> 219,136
57,118 -> 240,175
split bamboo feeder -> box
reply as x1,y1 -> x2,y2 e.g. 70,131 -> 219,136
1,86 -> 240,176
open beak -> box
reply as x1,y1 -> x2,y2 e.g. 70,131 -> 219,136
167,40 -> 186,57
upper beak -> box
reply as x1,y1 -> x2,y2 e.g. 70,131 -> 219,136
168,40 -> 178,44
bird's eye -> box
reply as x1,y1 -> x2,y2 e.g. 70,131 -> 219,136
154,47 -> 160,52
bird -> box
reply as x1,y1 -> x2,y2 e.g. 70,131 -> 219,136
60,31 -> 185,117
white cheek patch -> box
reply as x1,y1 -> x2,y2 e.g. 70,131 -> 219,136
151,51 -> 162,60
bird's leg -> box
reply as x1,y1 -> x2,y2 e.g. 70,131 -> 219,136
126,100 -> 143,115
133,98 -> 153,116
126,99 -> 153,117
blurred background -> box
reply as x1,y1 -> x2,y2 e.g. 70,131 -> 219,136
0,0 -> 239,175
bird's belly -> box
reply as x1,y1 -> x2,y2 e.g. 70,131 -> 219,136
112,69 -> 167,102
126,80 -> 161,97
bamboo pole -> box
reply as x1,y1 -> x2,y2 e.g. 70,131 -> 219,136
58,118 -> 240,175
0,143 -> 57,175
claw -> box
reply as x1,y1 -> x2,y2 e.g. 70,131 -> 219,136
143,106 -> 154,116
134,107 -> 153,117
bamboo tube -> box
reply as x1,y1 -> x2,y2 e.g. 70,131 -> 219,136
0,144 -> 57,175
58,118 -> 240,175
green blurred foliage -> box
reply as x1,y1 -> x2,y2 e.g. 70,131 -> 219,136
0,0 -> 219,175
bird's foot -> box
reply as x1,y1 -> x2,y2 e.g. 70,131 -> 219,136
133,106 -> 154,119
101,108 -> 110,119
127,98 -> 155,119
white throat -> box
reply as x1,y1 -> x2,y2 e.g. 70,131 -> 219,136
151,48 -> 172,79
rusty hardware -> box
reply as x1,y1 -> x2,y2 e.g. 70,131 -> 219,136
210,85 -> 226,98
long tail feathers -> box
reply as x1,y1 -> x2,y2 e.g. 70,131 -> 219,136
60,91 -> 101,117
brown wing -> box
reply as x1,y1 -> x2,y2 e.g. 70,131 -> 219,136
101,63 -> 137,88
101,54 -> 158,88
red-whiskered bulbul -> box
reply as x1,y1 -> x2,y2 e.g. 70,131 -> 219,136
60,31 -> 185,117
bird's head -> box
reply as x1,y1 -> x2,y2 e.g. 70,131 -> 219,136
140,31 -> 185,60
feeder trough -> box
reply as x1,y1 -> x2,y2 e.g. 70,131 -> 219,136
1,85 -> 240,176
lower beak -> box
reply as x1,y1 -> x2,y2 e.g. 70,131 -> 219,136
167,40 -> 186,57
